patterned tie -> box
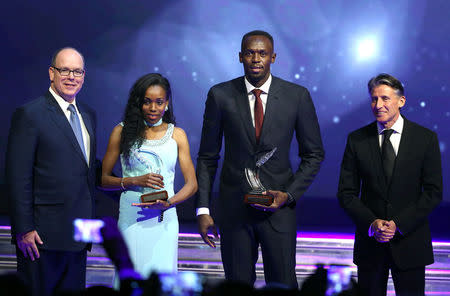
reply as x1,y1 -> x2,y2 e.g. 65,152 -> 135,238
382,129 -> 395,183
252,89 -> 264,143
68,104 -> 88,162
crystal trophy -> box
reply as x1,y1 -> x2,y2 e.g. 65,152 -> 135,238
244,148 -> 277,206
131,149 -> 168,203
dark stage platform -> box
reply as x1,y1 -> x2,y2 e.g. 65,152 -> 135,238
1,225 -> 450,294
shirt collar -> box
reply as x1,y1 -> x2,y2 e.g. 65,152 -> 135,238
49,86 -> 79,112
377,114 -> 404,135
244,74 -> 272,95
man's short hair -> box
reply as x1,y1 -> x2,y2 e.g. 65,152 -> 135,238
50,47 -> 85,68
368,73 -> 404,96
241,30 -> 274,52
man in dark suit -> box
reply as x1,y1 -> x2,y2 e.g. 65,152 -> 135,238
196,30 -> 324,287
337,73 -> 442,296
6,47 -> 97,296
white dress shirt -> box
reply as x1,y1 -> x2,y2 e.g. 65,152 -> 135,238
49,87 -> 90,164
369,115 -> 404,235
377,115 -> 404,155
244,75 -> 272,126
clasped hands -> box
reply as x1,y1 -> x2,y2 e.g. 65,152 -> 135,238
370,219 -> 397,243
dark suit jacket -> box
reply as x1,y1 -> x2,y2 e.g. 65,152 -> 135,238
196,76 -> 324,232
337,117 -> 442,270
6,91 -> 97,252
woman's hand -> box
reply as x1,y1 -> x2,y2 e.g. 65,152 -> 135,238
130,173 -> 164,189
132,199 -> 171,209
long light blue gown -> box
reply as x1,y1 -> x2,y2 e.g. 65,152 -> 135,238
118,123 -> 178,278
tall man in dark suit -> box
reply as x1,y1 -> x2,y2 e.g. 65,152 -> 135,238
6,47 -> 97,296
337,73 -> 442,296
196,30 -> 324,287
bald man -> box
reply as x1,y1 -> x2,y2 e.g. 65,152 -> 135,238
6,47 -> 97,296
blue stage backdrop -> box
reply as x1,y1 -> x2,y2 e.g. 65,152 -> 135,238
1,1 -> 449,221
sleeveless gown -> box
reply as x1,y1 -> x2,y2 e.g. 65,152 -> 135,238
118,123 -> 178,278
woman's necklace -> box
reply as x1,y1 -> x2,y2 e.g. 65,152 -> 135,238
144,118 -> 163,127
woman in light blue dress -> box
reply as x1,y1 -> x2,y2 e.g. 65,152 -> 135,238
101,73 -> 197,279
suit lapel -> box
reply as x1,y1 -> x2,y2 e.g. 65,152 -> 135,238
258,77 -> 280,145
390,117 -> 410,188
233,76 -> 281,146
45,92 -> 88,165
233,77 -> 257,144
78,104 -> 94,165
367,122 -> 389,197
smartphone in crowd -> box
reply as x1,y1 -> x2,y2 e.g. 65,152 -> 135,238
159,272 -> 204,296
73,218 -> 105,243
326,265 -> 353,296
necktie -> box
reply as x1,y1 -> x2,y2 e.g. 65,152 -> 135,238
252,89 -> 264,143
382,129 -> 395,183
68,104 -> 88,162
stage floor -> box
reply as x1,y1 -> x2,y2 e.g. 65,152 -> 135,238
1,225 -> 450,294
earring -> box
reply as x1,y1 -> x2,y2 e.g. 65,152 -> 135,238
165,106 -> 168,111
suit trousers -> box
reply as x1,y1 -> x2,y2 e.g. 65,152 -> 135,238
357,245 -> 425,296
219,217 -> 298,288
16,247 -> 87,296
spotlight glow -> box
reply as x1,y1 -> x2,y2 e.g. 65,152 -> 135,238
357,37 -> 377,60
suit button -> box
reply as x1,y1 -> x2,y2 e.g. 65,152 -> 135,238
386,203 -> 393,216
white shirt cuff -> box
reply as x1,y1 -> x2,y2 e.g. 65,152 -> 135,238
196,207 -> 210,216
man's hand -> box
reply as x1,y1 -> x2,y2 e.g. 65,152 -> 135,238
385,220 -> 397,234
371,219 -> 396,243
251,190 -> 289,212
17,230 -> 43,261
197,214 -> 218,248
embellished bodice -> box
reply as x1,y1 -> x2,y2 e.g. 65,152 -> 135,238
120,123 -> 177,195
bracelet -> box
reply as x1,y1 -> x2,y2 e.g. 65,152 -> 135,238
167,199 -> 172,207
120,178 -> 126,190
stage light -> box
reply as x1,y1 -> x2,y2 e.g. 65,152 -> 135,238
357,37 -> 377,60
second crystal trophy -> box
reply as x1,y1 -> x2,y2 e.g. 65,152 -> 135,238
131,149 -> 168,203
244,148 -> 277,206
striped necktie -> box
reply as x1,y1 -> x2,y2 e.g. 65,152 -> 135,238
68,104 -> 88,162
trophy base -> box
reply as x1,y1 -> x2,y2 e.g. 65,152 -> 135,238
244,193 -> 274,206
140,191 -> 168,203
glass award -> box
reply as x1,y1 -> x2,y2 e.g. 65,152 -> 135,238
130,149 -> 168,203
244,148 -> 277,206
